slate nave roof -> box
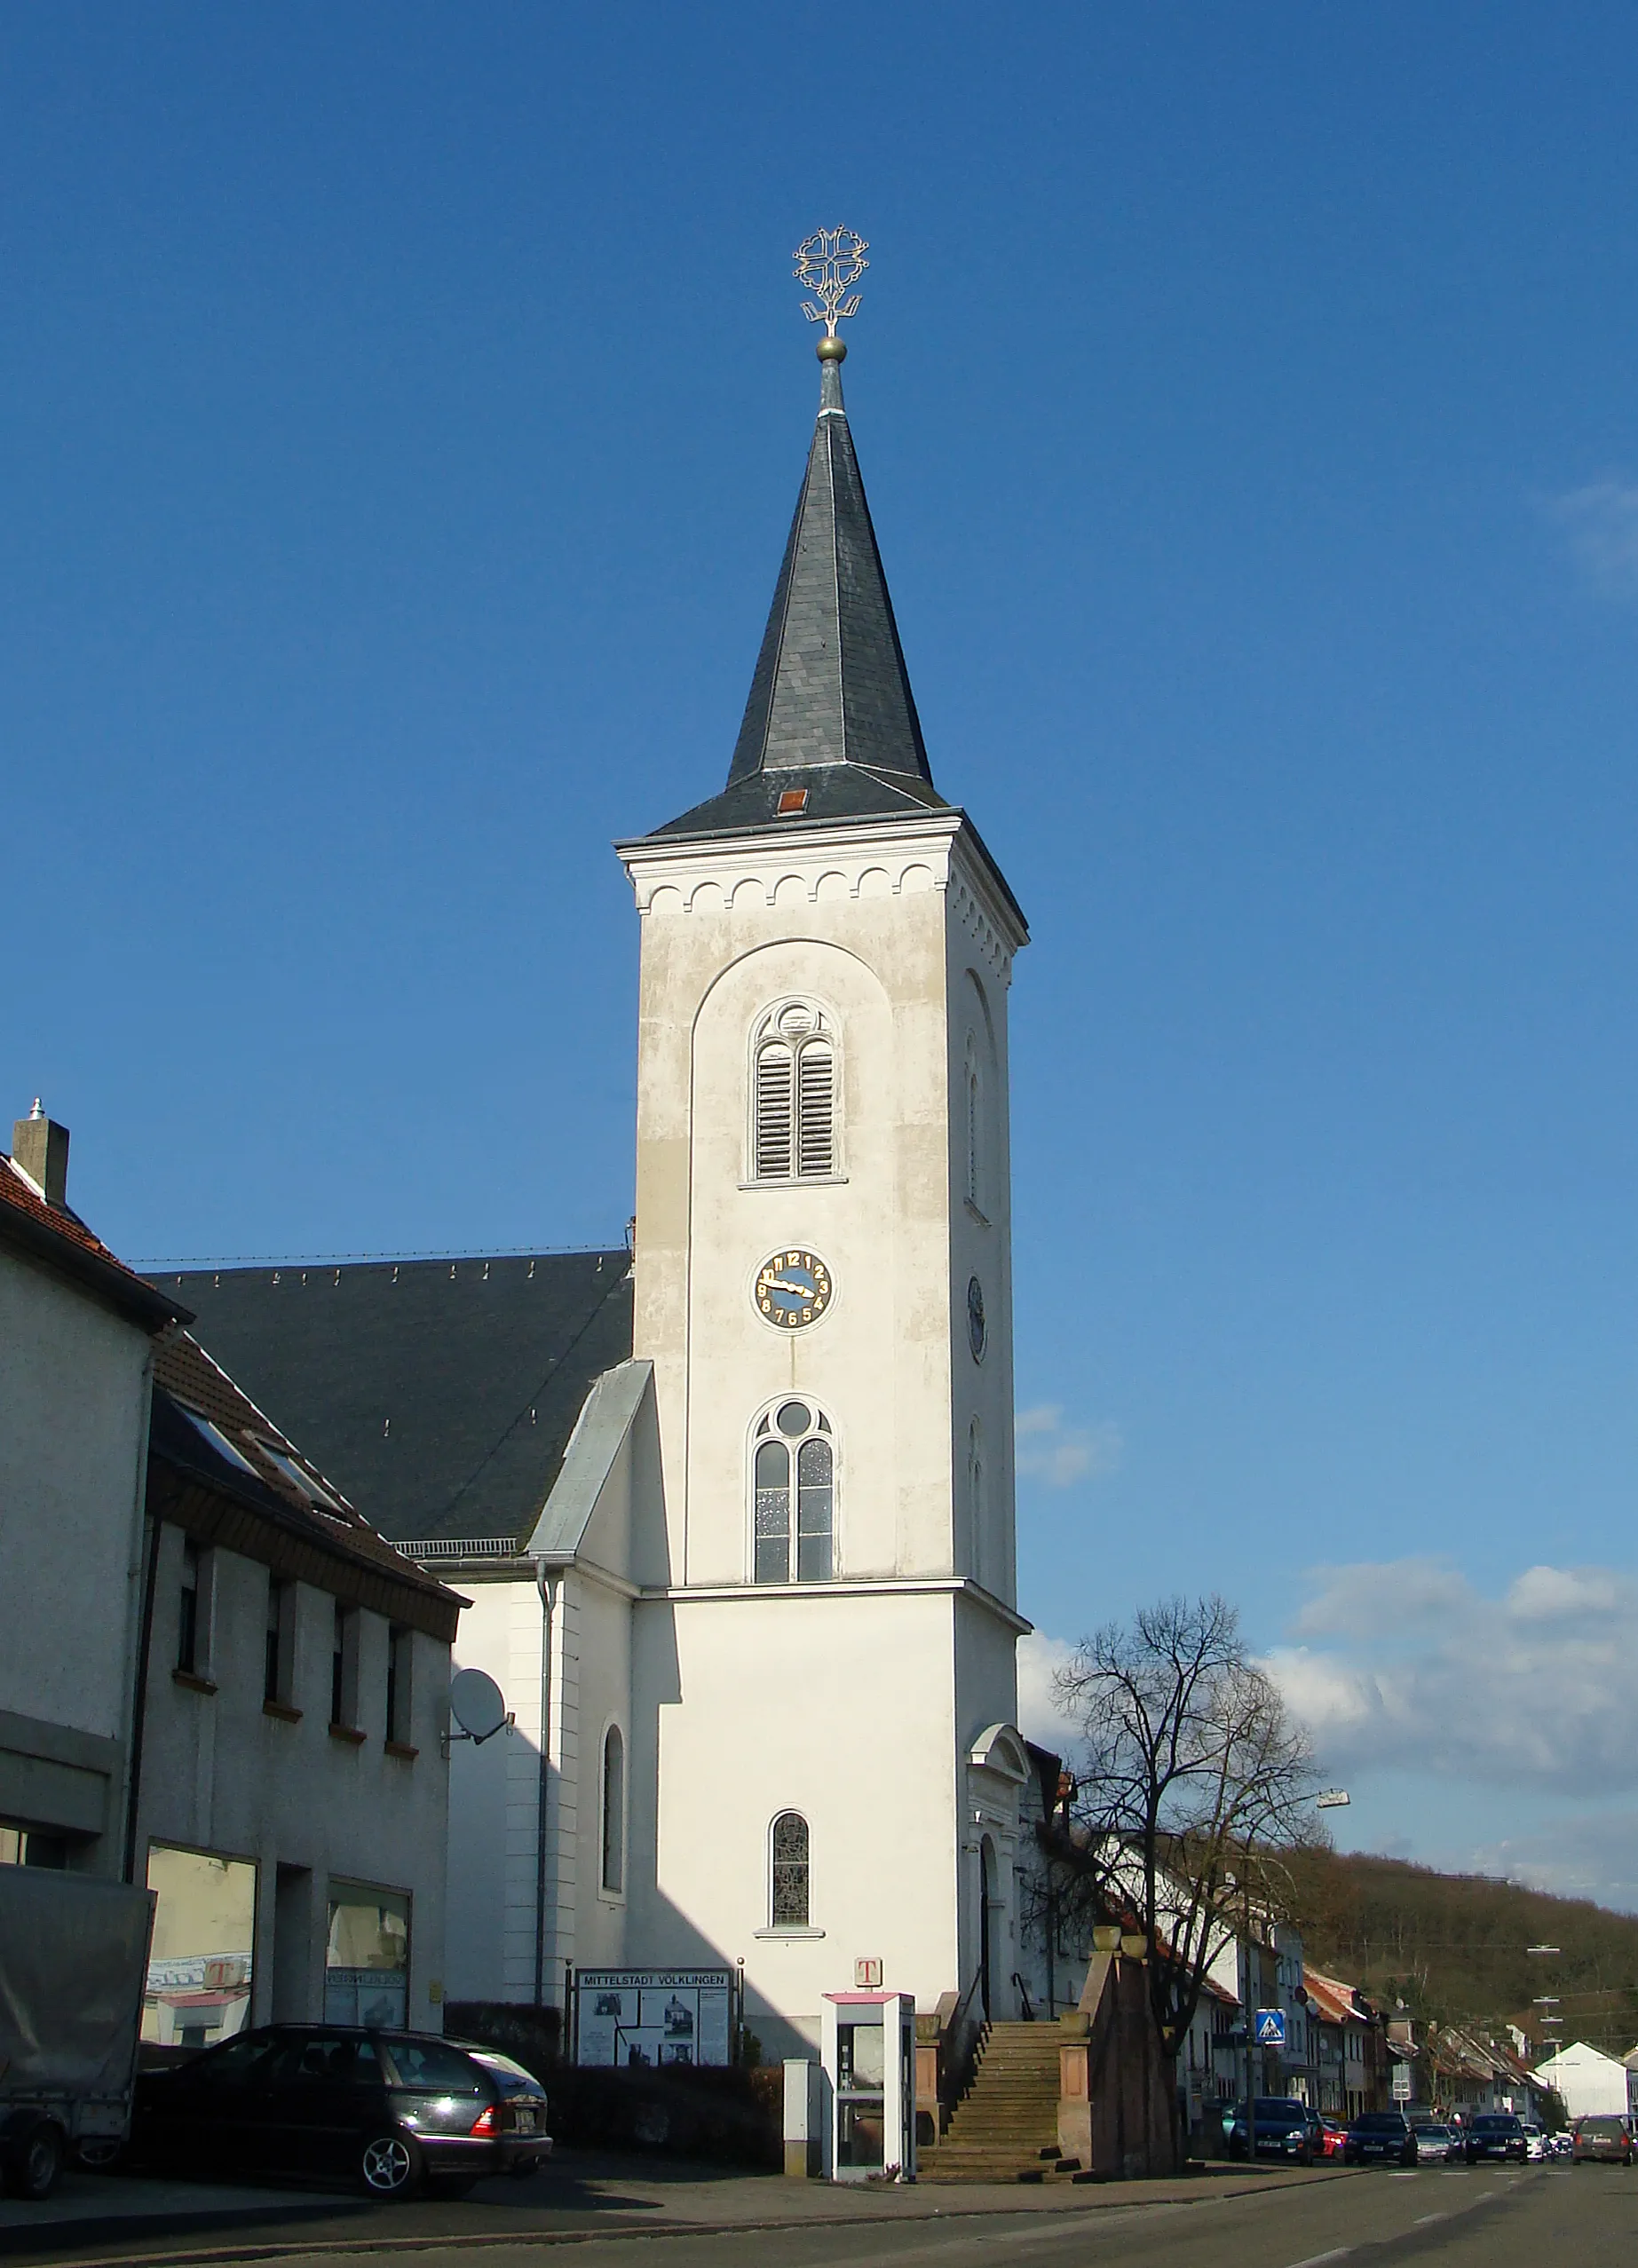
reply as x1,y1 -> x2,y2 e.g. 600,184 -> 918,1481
146,1251 -> 635,1551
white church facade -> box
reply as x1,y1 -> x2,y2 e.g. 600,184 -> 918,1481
157,319 -> 1033,2060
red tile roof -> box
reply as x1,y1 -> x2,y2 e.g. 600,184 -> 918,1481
1302,1968 -> 1365,2027
0,1151 -> 187,1331
152,1329 -> 464,1627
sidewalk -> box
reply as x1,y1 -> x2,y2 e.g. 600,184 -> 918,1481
0,2150 -> 1357,2267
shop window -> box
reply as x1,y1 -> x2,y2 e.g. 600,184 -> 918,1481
325,1883 -> 409,2027
142,1845 -> 257,2048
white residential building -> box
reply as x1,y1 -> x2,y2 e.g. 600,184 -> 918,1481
0,1105 -> 183,1875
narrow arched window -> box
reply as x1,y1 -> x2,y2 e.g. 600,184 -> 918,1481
771,1811 -> 810,1928
601,1725 -> 624,1893
752,1002 -> 835,1181
753,1402 -> 834,1583
968,1067 -> 980,1206
968,1418 -> 985,1588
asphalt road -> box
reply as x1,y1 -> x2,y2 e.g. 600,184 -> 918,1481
6,2161 -> 1634,2268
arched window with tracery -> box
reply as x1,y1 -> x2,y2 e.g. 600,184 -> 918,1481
770,1810 -> 811,1929
752,1400 -> 834,1583
752,1001 -> 835,1181
600,1724 -> 625,1894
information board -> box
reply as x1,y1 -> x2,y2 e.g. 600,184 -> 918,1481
575,1968 -> 733,2067
1392,2062 -> 1412,2101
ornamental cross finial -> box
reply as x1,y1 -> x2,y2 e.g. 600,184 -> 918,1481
793,227 -> 869,337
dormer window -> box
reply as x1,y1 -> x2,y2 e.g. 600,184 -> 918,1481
752,1001 -> 835,1181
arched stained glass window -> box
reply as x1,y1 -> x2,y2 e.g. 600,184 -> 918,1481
753,1403 -> 835,1583
752,1002 -> 835,1181
601,1725 -> 624,1894
771,1811 -> 810,1929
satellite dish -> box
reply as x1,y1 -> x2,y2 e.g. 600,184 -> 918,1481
449,1667 -> 510,1744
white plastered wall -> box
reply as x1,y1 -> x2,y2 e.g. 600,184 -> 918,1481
0,1249 -> 151,1752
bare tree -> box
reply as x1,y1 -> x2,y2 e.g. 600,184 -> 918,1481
1047,1595 -> 1322,2154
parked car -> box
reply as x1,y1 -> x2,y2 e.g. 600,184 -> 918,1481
1572,2114 -> 1635,2166
1518,2122 -> 1547,2161
1547,2130 -> 1573,2160
131,2026 -> 551,2196
1344,2110 -> 1415,2166
1318,2115 -> 1349,2160
1410,2121 -> 1456,2164
1463,2113 -> 1528,2164
1225,2097 -> 1323,2163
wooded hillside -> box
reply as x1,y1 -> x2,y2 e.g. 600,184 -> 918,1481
1290,1848 -> 1638,2052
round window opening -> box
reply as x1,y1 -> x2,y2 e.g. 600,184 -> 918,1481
776,1401 -> 812,1437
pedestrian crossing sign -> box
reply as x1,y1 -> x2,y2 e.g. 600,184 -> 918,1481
1255,2009 -> 1286,2046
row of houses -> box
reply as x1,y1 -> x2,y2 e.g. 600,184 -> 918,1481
1008,1743 -> 1582,2136
1,1102 -> 463,2050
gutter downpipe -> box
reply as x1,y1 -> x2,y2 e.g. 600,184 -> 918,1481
533,1569 -> 558,2010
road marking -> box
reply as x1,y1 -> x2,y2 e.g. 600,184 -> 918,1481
1284,2252 -> 1352,2268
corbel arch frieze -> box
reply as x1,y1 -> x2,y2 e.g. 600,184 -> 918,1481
632,851 -> 956,914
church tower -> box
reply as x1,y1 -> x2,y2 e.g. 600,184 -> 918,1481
617,253 -> 1030,2055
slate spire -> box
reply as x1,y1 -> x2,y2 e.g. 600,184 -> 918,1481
645,329 -> 949,843
727,342 -> 933,786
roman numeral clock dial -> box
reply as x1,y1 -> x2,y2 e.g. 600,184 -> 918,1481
755,1249 -> 833,1329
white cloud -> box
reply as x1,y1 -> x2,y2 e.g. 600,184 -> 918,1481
1294,1557 -> 1469,1640
1015,1631 -> 1080,1750
1547,480 -> 1638,598
1015,1404 -> 1121,1489
1268,1559 -> 1638,1798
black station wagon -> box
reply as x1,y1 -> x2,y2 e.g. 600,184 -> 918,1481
1344,2110 -> 1415,2166
132,2026 -> 551,2196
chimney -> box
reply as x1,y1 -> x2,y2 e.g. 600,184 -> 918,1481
12,1099 -> 69,1209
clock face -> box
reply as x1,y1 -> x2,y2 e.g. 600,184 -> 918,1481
968,1275 -> 987,1361
756,1248 -> 834,1330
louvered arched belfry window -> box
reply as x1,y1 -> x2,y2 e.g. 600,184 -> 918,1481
751,1000 -> 835,1181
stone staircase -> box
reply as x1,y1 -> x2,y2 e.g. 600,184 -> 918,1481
922,2020 -> 1082,2183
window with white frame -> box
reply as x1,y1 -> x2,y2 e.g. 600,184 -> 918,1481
752,1401 -> 834,1583
601,1725 -> 625,1894
751,1001 -> 835,1180
770,1811 -> 811,1928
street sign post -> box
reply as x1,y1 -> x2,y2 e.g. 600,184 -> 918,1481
1255,2009 -> 1286,2048
1392,2063 -> 1412,2102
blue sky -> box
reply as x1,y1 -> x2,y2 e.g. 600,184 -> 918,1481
8,4 -> 1638,1903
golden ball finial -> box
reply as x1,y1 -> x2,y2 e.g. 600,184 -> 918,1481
815,334 -> 847,362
